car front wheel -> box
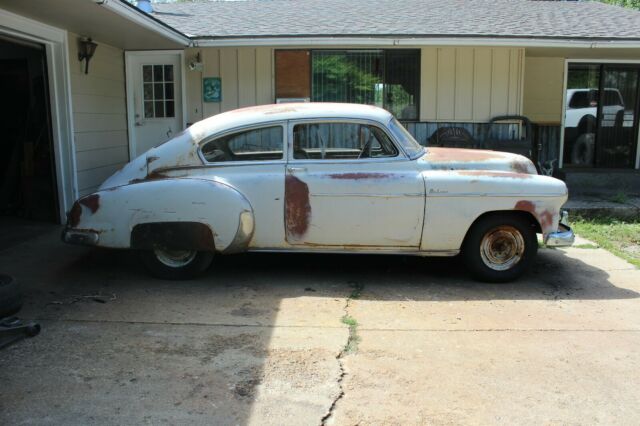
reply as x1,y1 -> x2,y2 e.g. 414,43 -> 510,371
463,214 -> 537,283
140,249 -> 214,280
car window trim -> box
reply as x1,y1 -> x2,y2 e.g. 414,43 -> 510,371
197,121 -> 288,166
286,118 -> 409,163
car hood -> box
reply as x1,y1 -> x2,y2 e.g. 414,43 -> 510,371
418,147 -> 537,174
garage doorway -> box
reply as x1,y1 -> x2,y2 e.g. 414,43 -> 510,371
0,35 -> 58,223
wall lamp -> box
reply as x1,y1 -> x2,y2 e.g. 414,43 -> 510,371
78,38 -> 98,74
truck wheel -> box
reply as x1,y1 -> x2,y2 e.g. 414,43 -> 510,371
571,133 -> 595,165
0,274 -> 23,318
140,249 -> 214,280
463,214 -> 537,283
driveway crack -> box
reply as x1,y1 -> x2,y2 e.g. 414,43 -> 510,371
321,281 -> 363,425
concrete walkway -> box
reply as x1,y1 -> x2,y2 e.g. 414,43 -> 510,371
1,227 -> 639,425
565,194 -> 640,219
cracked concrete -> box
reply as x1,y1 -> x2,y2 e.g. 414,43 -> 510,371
2,226 -> 640,425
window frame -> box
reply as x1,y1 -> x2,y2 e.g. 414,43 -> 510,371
141,63 -> 176,120
286,118 -> 410,164
197,122 -> 288,166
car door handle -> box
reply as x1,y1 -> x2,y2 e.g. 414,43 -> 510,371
287,166 -> 307,173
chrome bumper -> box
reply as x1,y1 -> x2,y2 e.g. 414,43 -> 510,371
544,210 -> 575,247
61,228 -> 100,246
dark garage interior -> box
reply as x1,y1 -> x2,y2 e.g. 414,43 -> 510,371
0,35 -> 59,249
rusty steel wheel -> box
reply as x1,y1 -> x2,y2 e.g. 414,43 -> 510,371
463,214 -> 537,283
140,249 -> 213,280
479,225 -> 525,271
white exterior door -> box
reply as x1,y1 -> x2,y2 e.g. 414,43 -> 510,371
126,52 -> 183,157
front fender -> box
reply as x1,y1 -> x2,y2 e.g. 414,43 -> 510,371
64,178 -> 255,252
421,170 -> 568,251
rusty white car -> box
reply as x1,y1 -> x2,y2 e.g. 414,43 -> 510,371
63,103 -> 574,282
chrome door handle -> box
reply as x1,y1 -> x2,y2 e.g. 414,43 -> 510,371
287,166 -> 307,172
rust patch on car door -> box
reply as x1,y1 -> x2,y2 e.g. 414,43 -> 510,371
285,175 -> 311,240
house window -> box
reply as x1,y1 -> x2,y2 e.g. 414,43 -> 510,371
143,64 -> 175,118
311,50 -> 420,120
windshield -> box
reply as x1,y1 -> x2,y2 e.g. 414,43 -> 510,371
388,118 -> 425,159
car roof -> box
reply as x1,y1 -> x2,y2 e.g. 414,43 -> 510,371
189,103 -> 394,139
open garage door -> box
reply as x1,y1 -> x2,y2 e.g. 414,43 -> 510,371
0,35 -> 58,224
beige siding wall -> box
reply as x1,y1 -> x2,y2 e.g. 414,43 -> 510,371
420,47 -> 525,122
68,33 -> 128,196
185,47 -> 274,123
186,46 -> 524,123
522,57 -> 565,124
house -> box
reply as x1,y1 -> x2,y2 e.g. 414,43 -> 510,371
2,0 -> 640,225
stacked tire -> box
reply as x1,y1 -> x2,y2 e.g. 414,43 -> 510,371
0,274 -> 22,318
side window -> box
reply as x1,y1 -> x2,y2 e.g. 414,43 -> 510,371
292,122 -> 398,160
201,126 -> 284,162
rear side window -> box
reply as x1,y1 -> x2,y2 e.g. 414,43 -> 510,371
292,122 -> 398,160
201,126 -> 284,162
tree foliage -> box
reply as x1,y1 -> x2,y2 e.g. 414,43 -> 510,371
598,0 -> 640,10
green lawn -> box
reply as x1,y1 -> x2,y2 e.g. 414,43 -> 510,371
571,216 -> 640,268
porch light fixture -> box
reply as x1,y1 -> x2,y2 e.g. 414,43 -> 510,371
78,38 -> 98,74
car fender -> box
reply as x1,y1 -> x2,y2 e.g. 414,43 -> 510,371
421,170 -> 568,252
66,178 -> 255,252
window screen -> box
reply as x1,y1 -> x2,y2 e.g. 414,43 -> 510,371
310,50 -> 420,120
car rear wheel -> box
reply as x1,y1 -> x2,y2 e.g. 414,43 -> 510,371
463,214 -> 537,283
140,249 -> 214,280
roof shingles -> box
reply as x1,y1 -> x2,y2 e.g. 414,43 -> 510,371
152,0 -> 640,40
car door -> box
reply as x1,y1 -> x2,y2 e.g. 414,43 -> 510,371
284,119 -> 425,248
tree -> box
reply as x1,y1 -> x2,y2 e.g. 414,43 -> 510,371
598,0 -> 640,10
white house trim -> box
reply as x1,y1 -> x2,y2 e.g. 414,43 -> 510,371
561,58 -> 640,170
193,36 -> 640,49
97,0 -> 190,47
0,8 -> 77,221
125,50 -> 187,160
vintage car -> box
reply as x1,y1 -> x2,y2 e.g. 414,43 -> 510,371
63,103 -> 574,282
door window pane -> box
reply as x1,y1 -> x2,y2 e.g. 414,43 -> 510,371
293,122 -> 398,160
201,126 -> 284,162
310,50 -> 420,120
141,64 -> 175,118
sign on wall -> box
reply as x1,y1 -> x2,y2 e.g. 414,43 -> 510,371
203,77 -> 222,102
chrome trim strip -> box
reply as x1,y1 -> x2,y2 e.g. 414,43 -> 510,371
426,192 -> 567,198
311,192 -> 423,198
246,248 -> 459,257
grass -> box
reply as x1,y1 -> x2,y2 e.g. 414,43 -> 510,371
571,216 -> 640,268
610,191 -> 630,204
341,315 -> 361,354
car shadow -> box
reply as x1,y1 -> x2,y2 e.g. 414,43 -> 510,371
1,228 -> 638,425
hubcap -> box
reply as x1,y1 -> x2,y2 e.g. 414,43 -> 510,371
479,226 -> 525,271
154,248 -> 197,268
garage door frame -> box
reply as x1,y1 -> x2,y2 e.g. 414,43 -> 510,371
0,9 -> 76,222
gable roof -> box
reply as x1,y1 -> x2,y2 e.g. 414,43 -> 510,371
152,0 -> 640,41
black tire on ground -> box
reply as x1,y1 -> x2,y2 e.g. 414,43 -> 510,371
462,214 -> 538,283
140,249 -> 214,280
0,274 -> 23,318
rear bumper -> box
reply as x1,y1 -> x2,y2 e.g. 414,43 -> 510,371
543,210 -> 575,247
61,228 -> 100,246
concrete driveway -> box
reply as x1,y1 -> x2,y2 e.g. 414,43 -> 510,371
1,227 -> 639,425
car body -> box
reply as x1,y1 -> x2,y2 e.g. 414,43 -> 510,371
63,103 -> 574,281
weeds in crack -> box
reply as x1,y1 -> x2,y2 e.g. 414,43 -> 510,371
320,281 -> 364,425
341,315 -> 360,354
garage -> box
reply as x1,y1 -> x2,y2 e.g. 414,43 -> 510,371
0,35 -> 58,224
